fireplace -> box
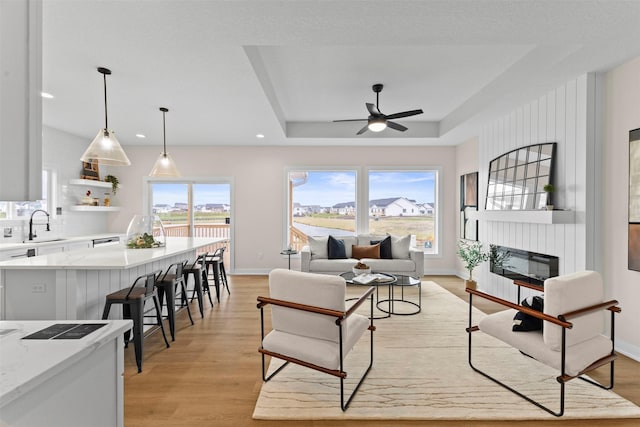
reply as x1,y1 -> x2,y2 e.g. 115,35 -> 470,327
490,245 -> 559,287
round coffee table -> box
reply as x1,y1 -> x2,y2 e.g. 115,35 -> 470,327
340,271 -> 396,319
376,275 -> 421,315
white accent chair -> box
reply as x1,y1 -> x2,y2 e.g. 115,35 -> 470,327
257,269 -> 376,411
466,271 -> 620,417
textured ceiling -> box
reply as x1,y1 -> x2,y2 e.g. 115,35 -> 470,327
42,0 -> 640,147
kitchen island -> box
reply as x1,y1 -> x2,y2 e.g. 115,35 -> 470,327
0,319 -> 132,427
0,237 -> 224,320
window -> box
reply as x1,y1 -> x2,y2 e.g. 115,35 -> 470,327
288,170 -> 357,249
286,168 -> 439,254
368,170 -> 438,254
150,181 -> 231,239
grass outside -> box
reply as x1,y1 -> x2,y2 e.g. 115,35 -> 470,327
156,211 -> 229,224
293,214 -> 434,248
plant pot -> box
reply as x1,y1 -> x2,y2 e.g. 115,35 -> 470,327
546,205 -> 554,211
465,279 -> 477,290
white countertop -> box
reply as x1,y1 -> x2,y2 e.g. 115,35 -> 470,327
0,233 -> 123,251
0,320 -> 132,407
0,237 -> 223,270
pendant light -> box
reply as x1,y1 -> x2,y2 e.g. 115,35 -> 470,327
149,107 -> 181,177
80,67 -> 131,166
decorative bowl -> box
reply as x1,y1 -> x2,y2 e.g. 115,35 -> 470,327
353,267 -> 371,275
126,215 -> 166,249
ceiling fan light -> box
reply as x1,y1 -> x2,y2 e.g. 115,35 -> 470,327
80,128 -> 131,166
368,119 -> 387,132
149,152 -> 181,177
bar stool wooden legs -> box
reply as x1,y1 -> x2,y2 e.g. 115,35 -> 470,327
102,271 -> 170,373
183,253 -> 214,318
156,261 -> 193,341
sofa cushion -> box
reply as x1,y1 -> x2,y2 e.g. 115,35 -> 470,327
543,271 -> 604,351
328,235 -> 347,259
352,244 -> 380,260
365,258 -> 416,273
370,236 -> 392,259
389,234 -> 411,259
341,236 -> 358,258
479,308 -> 612,377
310,258 -> 359,273
308,235 -> 329,260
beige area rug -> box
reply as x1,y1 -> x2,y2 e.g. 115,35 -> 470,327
253,281 -> 640,421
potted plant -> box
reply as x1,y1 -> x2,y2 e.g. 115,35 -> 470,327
543,183 -> 555,210
457,239 -> 489,290
104,174 -> 119,195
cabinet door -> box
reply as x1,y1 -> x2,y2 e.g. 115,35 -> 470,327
37,244 -> 65,256
65,241 -> 92,252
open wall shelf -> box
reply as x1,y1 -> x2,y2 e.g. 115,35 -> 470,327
69,206 -> 120,212
467,210 -> 575,224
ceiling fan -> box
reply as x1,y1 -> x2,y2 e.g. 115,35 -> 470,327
334,84 -> 423,135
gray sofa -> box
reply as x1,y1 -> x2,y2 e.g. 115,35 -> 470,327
300,234 -> 424,278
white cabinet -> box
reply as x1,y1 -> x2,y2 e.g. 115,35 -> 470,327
65,241 -> 92,252
0,1 -> 43,201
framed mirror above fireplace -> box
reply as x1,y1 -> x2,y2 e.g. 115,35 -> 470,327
485,142 -> 557,211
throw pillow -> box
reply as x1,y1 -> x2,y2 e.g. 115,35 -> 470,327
512,295 -> 544,332
307,235 -> 329,260
327,235 -> 347,259
351,244 -> 381,260
370,236 -> 392,259
388,234 -> 411,259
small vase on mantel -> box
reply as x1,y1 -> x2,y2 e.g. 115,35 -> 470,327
465,279 -> 477,290
546,204 -> 554,211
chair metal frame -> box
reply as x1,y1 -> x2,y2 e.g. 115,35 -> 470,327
466,287 -> 620,417
155,260 -> 194,340
102,270 -> 170,373
257,286 -> 376,411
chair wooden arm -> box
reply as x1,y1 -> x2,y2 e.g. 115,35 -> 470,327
257,296 -> 345,319
344,286 -> 375,319
466,287 -> 572,329
559,300 -> 620,321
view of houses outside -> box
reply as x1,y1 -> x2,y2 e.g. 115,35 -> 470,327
152,183 -> 231,234
290,170 -> 437,252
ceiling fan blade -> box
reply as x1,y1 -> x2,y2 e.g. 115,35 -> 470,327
333,119 -> 368,122
366,103 -> 381,116
356,124 -> 369,135
387,121 -> 408,132
385,109 -> 424,120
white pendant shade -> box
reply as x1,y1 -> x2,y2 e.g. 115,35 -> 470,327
80,129 -> 131,166
149,152 -> 181,177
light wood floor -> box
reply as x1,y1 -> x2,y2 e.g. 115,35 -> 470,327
123,275 -> 640,427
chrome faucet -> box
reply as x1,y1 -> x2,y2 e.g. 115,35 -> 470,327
28,209 -> 50,241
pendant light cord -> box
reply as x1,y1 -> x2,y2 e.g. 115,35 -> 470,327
162,110 -> 167,156
103,72 -> 108,130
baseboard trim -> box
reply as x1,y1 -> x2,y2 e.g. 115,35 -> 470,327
616,339 -> 640,363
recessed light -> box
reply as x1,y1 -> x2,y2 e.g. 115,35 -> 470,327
256,134 -> 265,138
135,134 -> 146,139
41,92 -> 54,99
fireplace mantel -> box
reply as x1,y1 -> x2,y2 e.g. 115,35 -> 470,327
467,209 -> 575,224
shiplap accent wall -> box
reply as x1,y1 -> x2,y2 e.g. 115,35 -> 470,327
476,73 -> 599,301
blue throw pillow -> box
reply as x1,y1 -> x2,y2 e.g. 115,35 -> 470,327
370,236 -> 392,259
328,235 -> 347,259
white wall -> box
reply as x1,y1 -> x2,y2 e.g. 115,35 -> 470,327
107,145 -> 458,275
455,136 -> 480,276
603,56 -> 640,360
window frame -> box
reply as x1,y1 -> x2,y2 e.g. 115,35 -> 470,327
284,165 -> 441,257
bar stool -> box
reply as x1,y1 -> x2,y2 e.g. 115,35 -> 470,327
206,247 -> 230,302
156,261 -> 194,341
183,253 -> 214,317
102,271 -> 170,373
